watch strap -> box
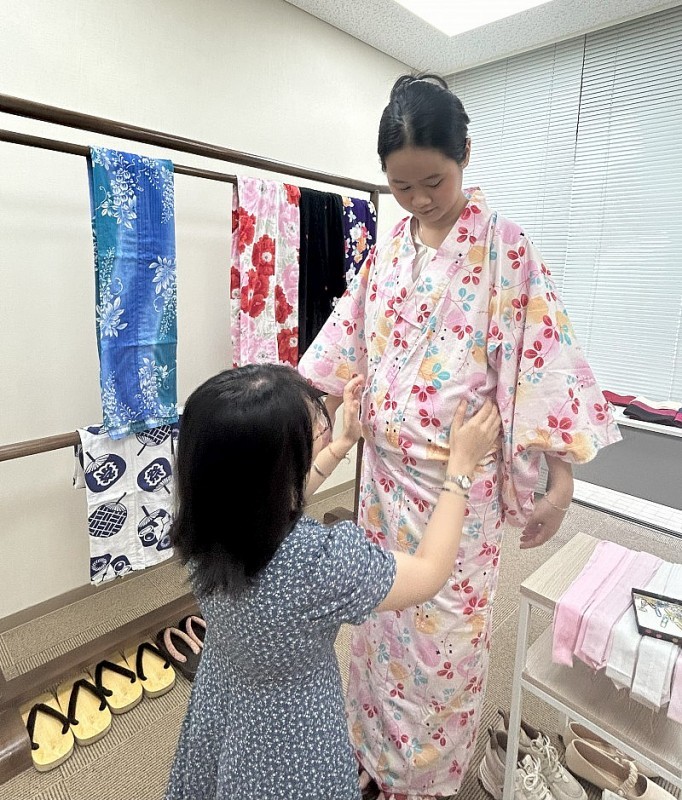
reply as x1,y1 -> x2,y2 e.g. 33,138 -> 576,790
445,472 -> 472,489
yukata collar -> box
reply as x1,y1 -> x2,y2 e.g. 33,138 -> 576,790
404,186 -> 490,255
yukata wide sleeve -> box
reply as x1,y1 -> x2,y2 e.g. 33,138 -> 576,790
297,247 -> 373,395
487,223 -> 622,527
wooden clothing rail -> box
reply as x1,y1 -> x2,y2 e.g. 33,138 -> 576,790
0,92 -> 386,463
0,93 -> 389,192
0,93 -> 380,783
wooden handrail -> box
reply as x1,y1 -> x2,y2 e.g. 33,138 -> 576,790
0,432 -> 80,462
0,93 -> 390,194
0,128 -> 236,185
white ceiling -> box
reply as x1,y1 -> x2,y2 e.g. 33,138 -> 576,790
284,0 -> 682,74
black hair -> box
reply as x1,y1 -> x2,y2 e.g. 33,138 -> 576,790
170,363 -> 331,597
378,73 -> 470,170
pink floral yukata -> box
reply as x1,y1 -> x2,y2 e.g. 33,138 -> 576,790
298,188 -> 621,798
230,177 -> 300,367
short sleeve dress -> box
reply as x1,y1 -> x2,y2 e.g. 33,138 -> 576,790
164,517 -> 396,800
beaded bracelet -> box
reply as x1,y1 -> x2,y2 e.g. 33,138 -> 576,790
312,462 -> 330,479
327,442 -> 348,463
542,495 -> 570,512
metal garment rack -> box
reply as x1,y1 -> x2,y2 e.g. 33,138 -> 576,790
0,93 -> 385,782
0,92 -> 387,463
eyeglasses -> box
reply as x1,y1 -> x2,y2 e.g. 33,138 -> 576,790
313,410 -> 331,442
312,413 -> 332,443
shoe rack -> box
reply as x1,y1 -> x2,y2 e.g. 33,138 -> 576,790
503,531 -> 682,800
0,562 -> 198,785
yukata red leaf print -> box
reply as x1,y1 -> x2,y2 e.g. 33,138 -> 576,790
230,177 -> 300,367
299,189 -> 620,797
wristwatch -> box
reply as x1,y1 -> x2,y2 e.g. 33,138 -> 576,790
445,473 -> 472,492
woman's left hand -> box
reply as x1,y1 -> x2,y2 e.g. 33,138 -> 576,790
519,500 -> 567,549
520,455 -> 573,549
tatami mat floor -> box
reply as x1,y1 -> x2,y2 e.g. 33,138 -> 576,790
0,486 -> 679,799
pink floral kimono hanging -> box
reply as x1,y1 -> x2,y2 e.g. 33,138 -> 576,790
230,177 -> 300,366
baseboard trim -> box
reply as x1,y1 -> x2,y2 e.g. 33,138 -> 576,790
0,555 -> 181,635
308,479 -> 354,505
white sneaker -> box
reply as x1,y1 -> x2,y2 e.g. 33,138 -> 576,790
529,733 -> 588,800
494,709 -> 587,800
516,755 -> 557,800
479,728 -> 557,800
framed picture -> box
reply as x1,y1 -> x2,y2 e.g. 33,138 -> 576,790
631,588 -> 682,646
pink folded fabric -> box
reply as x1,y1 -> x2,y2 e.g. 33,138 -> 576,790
575,551 -> 662,670
552,541 -> 630,667
603,390 -> 636,408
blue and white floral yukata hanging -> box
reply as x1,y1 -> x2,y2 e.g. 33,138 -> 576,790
88,147 -> 178,439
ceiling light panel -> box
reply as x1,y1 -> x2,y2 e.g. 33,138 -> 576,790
393,0 -> 554,37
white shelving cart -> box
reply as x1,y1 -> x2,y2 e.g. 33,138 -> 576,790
503,531 -> 682,799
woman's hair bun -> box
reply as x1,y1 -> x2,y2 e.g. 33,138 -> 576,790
389,73 -> 449,100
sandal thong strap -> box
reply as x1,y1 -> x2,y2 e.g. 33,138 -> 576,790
67,678 -> 110,722
184,615 -> 206,647
95,659 -> 137,688
26,702 -> 71,749
136,641 -> 170,681
163,626 -> 201,662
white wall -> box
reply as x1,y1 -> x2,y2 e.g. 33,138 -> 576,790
0,0 -> 407,617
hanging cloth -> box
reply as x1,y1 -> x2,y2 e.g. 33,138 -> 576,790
669,652 -> 682,723
552,540 -> 631,667
605,561 -> 672,691
298,189 -> 345,356
341,196 -> 377,287
73,422 -> 179,584
230,177 -> 300,367
631,563 -> 682,711
574,550 -> 661,670
87,147 -> 178,439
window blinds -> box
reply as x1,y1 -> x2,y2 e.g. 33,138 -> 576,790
449,39 -> 583,280
449,6 -> 682,401
562,9 -> 682,401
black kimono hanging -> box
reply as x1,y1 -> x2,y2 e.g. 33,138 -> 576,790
298,189 -> 346,355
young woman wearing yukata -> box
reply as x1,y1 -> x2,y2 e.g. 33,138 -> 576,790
297,74 -> 621,799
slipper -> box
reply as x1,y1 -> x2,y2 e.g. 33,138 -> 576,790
20,692 -> 74,771
177,614 -> 207,648
56,673 -> 112,746
155,626 -> 202,681
121,639 -> 176,698
87,652 -> 143,714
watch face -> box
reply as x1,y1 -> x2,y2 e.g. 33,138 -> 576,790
460,475 -> 472,490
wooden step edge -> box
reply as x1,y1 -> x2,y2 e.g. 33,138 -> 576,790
0,592 -> 199,786
0,707 -> 32,785
0,592 -> 198,713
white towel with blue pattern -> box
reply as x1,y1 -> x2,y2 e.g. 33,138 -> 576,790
74,422 -> 179,584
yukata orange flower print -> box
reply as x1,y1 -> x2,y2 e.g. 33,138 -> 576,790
230,177 -> 300,367
299,188 -> 621,798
